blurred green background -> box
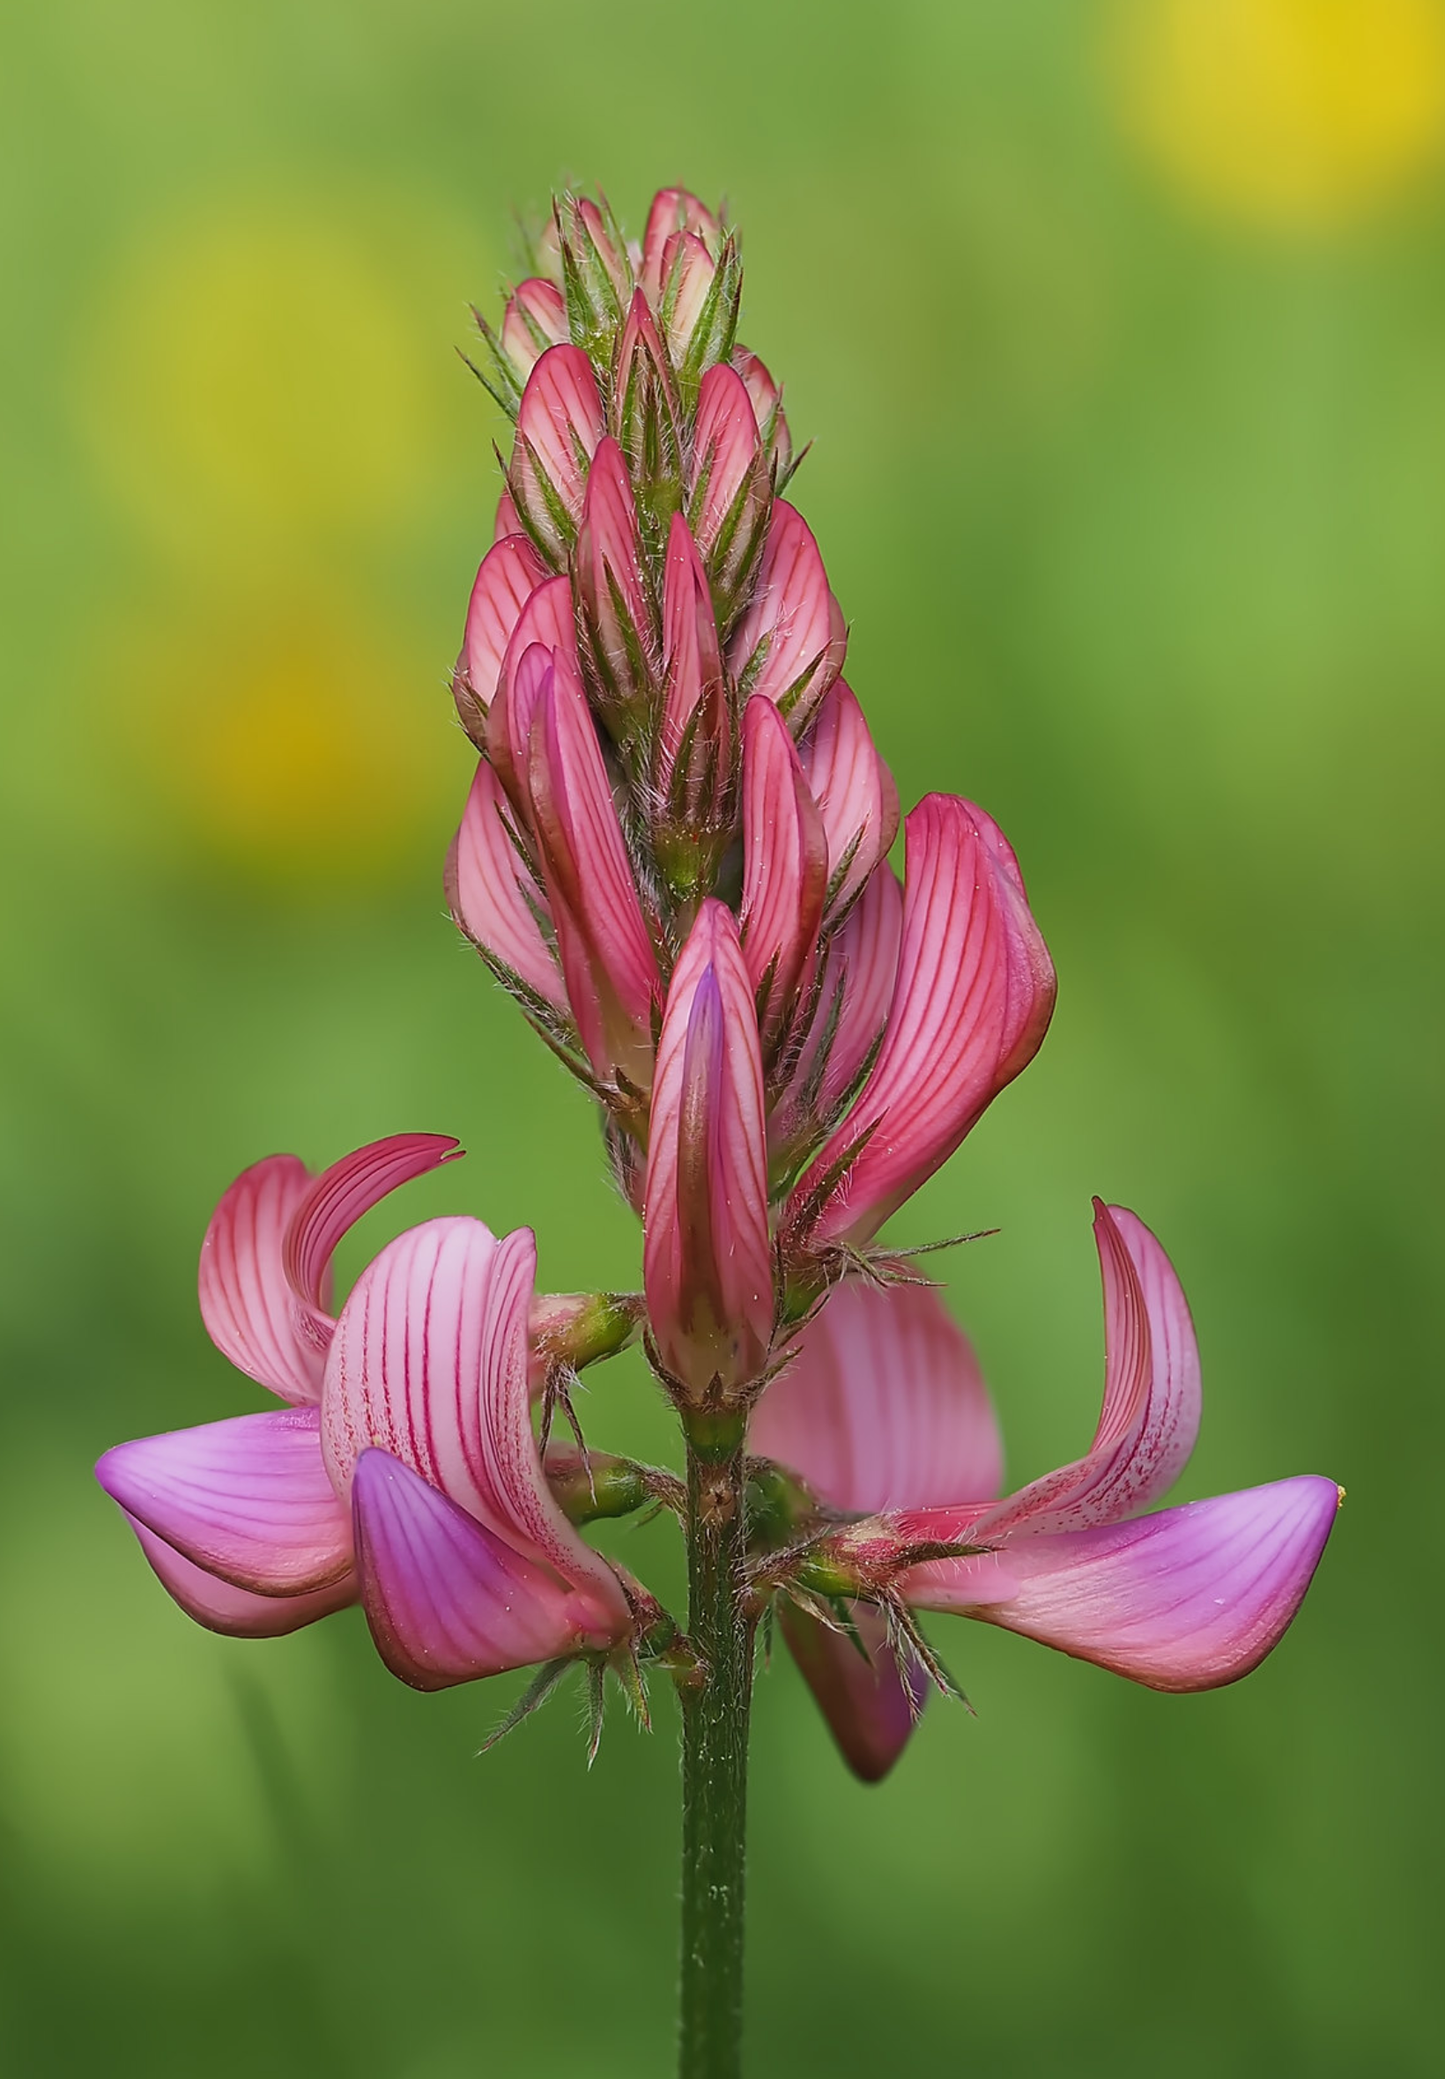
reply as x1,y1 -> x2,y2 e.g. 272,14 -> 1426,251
1,1 -> 1440,2072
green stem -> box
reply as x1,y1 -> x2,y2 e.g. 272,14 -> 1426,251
678,1417 -> 754,2079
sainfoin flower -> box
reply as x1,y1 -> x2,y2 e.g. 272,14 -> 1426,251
98,181 -> 1339,1798
751,1201 -> 1342,1779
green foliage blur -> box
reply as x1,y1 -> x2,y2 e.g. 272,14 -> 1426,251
2,2 -> 1440,2071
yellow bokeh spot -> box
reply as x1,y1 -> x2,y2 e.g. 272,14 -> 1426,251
1107,0 -> 1445,233
73,199 -> 461,552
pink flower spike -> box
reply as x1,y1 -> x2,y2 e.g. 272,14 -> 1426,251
96,1407 -> 352,1596
352,1450 -> 610,1691
751,1280 -> 1003,1515
640,187 -> 723,304
912,1477 -> 1343,1694
499,277 -> 569,382
644,901 -> 774,1402
740,696 -> 828,1042
455,533 -> 547,744
322,1217 -> 631,1649
575,436 -> 655,720
124,1514 -> 356,1638
445,758 -> 567,1016
778,1598 -> 928,1784
792,794 -> 1056,1248
798,680 -> 901,921
732,345 -> 793,481
524,648 -> 661,1086
728,501 -> 846,731
508,344 -> 605,563
198,1133 -> 460,1403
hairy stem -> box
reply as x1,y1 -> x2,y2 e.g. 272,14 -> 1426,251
678,1415 -> 754,2079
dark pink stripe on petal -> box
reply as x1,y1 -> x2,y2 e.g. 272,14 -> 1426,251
445,759 -> 567,1013
198,1154 -> 320,1403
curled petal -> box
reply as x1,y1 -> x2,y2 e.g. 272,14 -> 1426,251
909,1478 -> 1343,1694
752,1281 -> 1002,1515
982,1204 -> 1203,1538
798,681 -> 900,920
455,534 -> 547,741
124,1515 -> 356,1637
508,345 -> 605,562
352,1450 -> 618,1691
198,1155 -> 319,1403
499,277 -> 568,382
792,795 -> 1056,1247
445,758 -> 567,1015
96,1408 -> 351,1595
322,1217 -> 629,1635
728,502 -> 845,730
644,902 -> 773,1399
741,697 -> 828,1041
640,187 -> 723,304
779,1599 -> 927,1784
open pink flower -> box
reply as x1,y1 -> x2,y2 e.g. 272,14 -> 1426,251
95,1135 -> 461,1637
323,1218 -> 635,1690
753,1203 -> 1341,1778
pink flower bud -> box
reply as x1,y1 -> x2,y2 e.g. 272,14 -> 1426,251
499,277 -> 569,383
445,757 -> 567,1018
454,532 -> 547,748
798,679 -> 900,921
640,188 -> 724,305
486,574 -> 579,811
728,501 -> 846,733
789,795 -> 1056,1247
732,345 -> 793,482
520,646 -> 661,1089
574,436 -> 656,725
643,901 -> 773,1402
611,290 -> 684,515
741,697 -> 828,1046
655,515 -> 731,870
688,363 -> 770,627
507,345 -> 605,564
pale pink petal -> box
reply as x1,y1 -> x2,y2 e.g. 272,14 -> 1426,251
751,1280 -> 1003,1514
740,697 -> 828,1040
640,187 -> 722,303
574,436 -> 655,716
321,1217 -> 630,1637
728,502 -> 845,728
198,1155 -> 321,1404
792,794 -> 1056,1247
644,901 -> 773,1398
124,1514 -> 356,1637
909,1478 -> 1343,1693
732,345 -> 793,480
499,278 -> 568,380
456,533 -> 547,733
96,1408 -> 351,1595
352,1450 -> 614,1691
798,680 -> 900,920
981,1203 -> 1203,1538
445,758 -> 567,1014
779,1598 -> 926,1783
508,345 -> 605,560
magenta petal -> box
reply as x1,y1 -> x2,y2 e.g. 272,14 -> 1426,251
198,1154 -> 321,1404
780,1598 -> 927,1784
322,1217 -> 630,1638
728,501 -> 845,727
124,1514 -> 355,1637
509,345 -> 605,557
751,1280 -> 1003,1513
689,363 -> 766,567
640,187 -> 722,304
575,437 -> 653,707
499,277 -> 568,380
740,696 -> 828,1038
352,1450 -> 603,1691
457,533 -> 547,728
798,680 -> 900,921
445,758 -> 567,1014
930,1478 -> 1344,1693
97,1408 -> 352,1594
644,901 -> 773,1397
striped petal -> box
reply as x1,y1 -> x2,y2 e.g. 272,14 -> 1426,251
124,1515 -> 356,1638
644,901 -> 773,1400
508,345 -> 605,562
574,436 -> 654,719
779,1598 -> 927,1784
740,697 -> 828,1043
731,346 -> 792,480
489,575 -> 579,810
96,1407 -> 351,1595
198,1155 -> 318,1402
688,363 -> 768,607
455,533 -> 547,742
445,758 -> 567,1015
728,501 -> 845,730
798,680 -> 900,922
908,1478 -> 1343,1693
792,794 -> 1055,1248
751,1280 -> 1003,1514
499,277 -> 568,383
321,1217 -> 630,1638
640,187 -> 722,305
352,1450 -> 613,1691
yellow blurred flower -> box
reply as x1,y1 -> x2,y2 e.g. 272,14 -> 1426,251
1107,0 -> 1445,233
